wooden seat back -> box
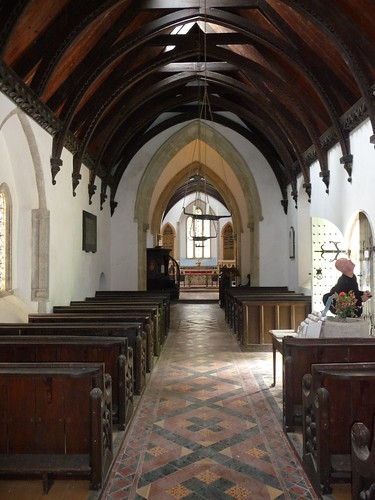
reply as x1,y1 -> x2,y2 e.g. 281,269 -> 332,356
0,334 -> 132,428
302,362 -> 375,494
282,337 -> 375,431
351,416 -> 375,498
0,362 -> 112,492
27,317 -> 147,395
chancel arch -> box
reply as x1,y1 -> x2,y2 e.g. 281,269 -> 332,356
135,121 -> 263,288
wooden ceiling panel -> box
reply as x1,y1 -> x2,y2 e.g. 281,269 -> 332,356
1,0 -> 374,211
3,0 -> 69,66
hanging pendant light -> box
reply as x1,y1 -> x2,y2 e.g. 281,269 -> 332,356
182,4 -> 231,235
188,204 -> 218,242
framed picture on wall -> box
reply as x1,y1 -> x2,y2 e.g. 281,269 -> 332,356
82,210 -> 97,253
289,226 -> 295,259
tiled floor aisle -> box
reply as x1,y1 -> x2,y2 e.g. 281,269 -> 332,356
101,302 -> 318,500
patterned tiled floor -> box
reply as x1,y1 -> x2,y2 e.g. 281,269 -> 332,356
101,302 -> 318,500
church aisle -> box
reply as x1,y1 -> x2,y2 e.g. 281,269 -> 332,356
101,302 -> 318,500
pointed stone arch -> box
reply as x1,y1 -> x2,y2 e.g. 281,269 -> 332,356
1,110 -> 50,309
135,121 -> 263,288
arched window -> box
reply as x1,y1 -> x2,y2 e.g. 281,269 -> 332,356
0,183 -> 12,293
186,207 -> 211,259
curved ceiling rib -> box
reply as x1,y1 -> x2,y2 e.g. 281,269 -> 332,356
0,1 -> 374,213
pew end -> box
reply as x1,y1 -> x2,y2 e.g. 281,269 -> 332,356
302,362 -> 375,495
0,363 -> 113,493
351,418 -> 375,499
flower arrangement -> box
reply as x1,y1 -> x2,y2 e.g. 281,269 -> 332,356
332,290 -> 358,318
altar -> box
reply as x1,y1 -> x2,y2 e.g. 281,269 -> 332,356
181,268 -> 219,287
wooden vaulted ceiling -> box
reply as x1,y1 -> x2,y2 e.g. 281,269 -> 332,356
1,1 -> 375,214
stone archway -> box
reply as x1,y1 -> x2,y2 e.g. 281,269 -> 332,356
134,121 -> 263,288
1,110 -> 49,311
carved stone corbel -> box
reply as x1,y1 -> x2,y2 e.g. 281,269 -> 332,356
100,191 -> 107,210
110,200 -> 118,216
88,183 -> 97,204
281,199 -> 288,214
340,154 -> 353,182
303,182 -> 312,202
50,157 -> 62,185
72,172 -> 81,197
319,170 -> 330,194
291,188 -> 298,209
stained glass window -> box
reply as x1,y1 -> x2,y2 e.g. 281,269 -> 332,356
0,192 -> 6,290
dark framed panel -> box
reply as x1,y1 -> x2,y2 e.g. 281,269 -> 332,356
289,226 -> 295,259
82,210 -> 97,253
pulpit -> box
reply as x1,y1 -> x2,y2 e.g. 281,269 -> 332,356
147,247 -> 180,299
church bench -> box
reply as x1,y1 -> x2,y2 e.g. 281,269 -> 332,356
282,337 -> 375,431
28,315 -> 146,395
93,290 -> 171,329
45,308 -> 154,371
229,291 -> 298,335
0,362 -> 112,493
82,298 -> 168,343
0,334 -> 133,429
232,294 -> 311,348
223,286 -> 290,327
77,296 -> 168,340
351,417 -> 375,499
302,362 -> 375,495
222,286 -> 290,317
88,297 -> 168,342
232,292 -> 306,340
224,290 -> 295,333
57,303 -> 162,357
67,302 -> 161,356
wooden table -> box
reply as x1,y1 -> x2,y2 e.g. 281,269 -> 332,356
269,330 -> 298,386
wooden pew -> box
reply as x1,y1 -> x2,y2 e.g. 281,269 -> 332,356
93,290 -> 171,330
231,291 -> 298,337
0,362 -> 112,493
28,311 -> 155,372
81,299 -> 167,346
0,334 -> 133,429
74,297 -> 167,343
282,337 -> 375,431
223,286 -> 290,328
223,286 -> 289,319
28,315 -> 147,395
351,417 -> 375,499
55,304 -> 161,358
234,295 -> 311,348
302,362 -> 375,495
66,302 -> 160,357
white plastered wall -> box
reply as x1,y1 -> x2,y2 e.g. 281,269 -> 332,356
0,93 -> 112,320
287,118 -> 375,299
3,89 -> 375,311
110,120 -> 289,288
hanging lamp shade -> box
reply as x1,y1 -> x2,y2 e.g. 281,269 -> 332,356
181,3 -> 232,241
183,207 -> 230,220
